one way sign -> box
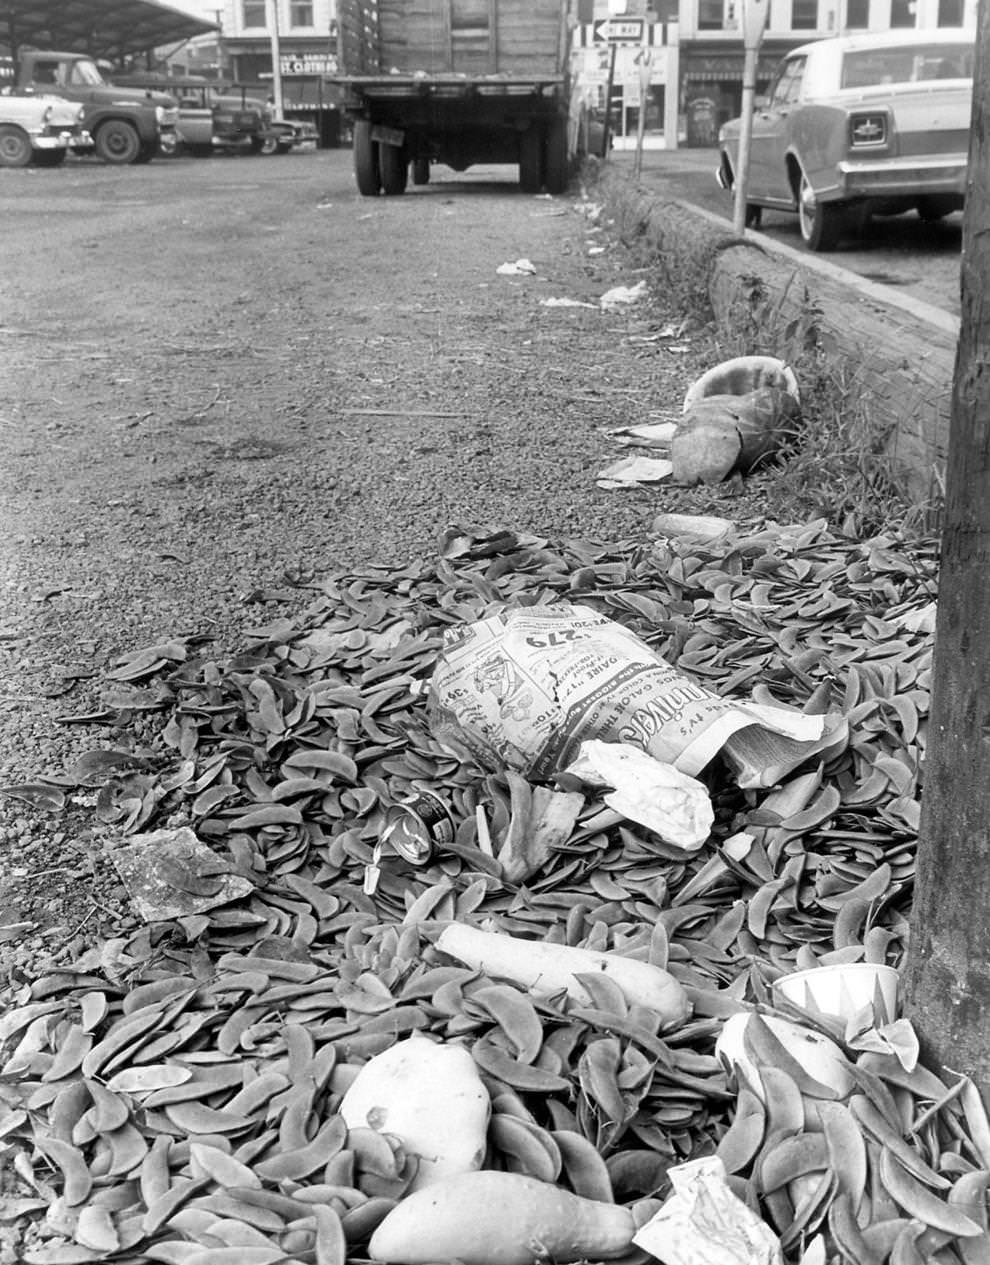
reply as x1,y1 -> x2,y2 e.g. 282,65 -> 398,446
593,18 -> 644,41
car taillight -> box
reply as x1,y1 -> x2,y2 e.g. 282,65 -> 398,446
849,113 -> 887,147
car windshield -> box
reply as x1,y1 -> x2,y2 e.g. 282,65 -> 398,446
67,59 -> 106,86
840,42 -> 975,89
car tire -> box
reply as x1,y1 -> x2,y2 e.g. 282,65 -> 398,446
543,116 -> 568,195
916,196 -> 953,223
519,126 -> 543,192
0,125 -> 33,168
798,170 -> 843,252
353,119 -> 380,196
94,120 -> 142,165
379,142 -> 407,196
412,157 -> 430,185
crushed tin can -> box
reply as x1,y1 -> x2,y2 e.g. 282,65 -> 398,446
382,789 -> 456,865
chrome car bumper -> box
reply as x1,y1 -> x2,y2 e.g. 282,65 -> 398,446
831,154 -> 968,201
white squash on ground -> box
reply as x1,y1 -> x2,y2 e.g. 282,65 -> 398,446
368,1170 -> 637,1265
715,1011 -> 855,1100
339,1035 -> 490,1191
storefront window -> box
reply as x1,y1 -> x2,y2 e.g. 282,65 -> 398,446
243,0 -> 266,28
890,0 -> 916,26
845,0 -> 869,27
289,1 -> 313,26
937,0 -> 963,24
791,0 -> 819,29
698,0 -> 725,30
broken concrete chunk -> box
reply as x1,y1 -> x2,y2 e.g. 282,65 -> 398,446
108,827 -> 254,923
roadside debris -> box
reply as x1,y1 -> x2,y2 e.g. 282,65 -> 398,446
108,826 -> 254,921
496,258 -> 537,275
600,279 -> 648,309
596,454 -> 673,488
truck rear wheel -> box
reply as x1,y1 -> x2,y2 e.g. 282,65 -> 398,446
0,125 -> 32,168
95,120 -> 142,165
543,117 -> 568,195
519,126 -> 543,192
353,120 -> 381,195
379,142 -> 407,195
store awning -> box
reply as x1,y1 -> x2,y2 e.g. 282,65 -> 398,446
0,0 -> 218,61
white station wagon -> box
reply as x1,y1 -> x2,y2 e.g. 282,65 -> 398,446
717,28 -> 974,250
0,93 -> 87,168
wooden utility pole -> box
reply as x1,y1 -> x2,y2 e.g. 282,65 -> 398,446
904,8 -> 990,1097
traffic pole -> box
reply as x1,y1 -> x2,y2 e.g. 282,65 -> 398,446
267,0 -> 285,121
732,0 -> 770,235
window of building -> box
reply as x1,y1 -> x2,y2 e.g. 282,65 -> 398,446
889,0 -> 916,26
243,0 -> 266,28
791,0 -> 818,29
698,0 -> 724,29
846,0 -> 869,27
289,1 -> 313,26
937,0 -> 964,25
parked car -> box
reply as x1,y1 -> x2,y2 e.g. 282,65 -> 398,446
716,29 -> 975,251
111,75 -> 310,156
0,93 -> 87,167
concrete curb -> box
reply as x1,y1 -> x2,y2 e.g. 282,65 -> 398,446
595,166 -> 957,502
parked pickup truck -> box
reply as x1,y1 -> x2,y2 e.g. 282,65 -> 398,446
0,93 -> 86,167
2,50 -> 178,164
112,74 -> 282,156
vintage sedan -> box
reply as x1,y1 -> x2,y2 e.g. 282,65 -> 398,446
0,93 -> 86,167
717,29 -> 974,251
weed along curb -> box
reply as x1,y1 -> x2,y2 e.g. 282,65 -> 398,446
593,164 -> 958,505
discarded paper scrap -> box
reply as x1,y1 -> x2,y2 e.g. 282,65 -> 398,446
108,826 -> 254,923
596,454 -> 673,488
600,280 -> 648,309
564,740 -> 713,850
496,258 -> 537,276
633,1156 -> 783,1265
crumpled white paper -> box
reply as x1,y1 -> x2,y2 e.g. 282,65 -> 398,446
564,740 -> 713,851
596,455 -> 673,489
496,258 -> 537,276
540,296 -> 598,309
632,1156 -> 782,1265
600,279 -> 648,308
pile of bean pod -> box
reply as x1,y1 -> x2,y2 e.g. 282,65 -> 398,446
4,517 -> 981,1265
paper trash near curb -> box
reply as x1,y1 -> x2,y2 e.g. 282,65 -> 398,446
600,280 -> 648,308
564,740 -> 713,850
610,420 -> 678,447
597,455 -> 673,488
633,1156 -> 783,1265
109,827 -> 254,922
428,604 -> 849,789
496,258 -> 537,275
540,297 -> 598,309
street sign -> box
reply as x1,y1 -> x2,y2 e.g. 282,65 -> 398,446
593,18 -> 644,42
279,53 -> 338,75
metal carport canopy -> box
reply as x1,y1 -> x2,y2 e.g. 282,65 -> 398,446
0,0 -> 218,61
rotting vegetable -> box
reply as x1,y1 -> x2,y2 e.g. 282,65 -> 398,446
436,922 -> 692,1030
367,1169 -> 637,1265
339,1034 -> 490,1190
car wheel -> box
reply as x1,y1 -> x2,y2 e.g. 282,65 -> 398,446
379,142 -> 408,195
95,120 -> 142,165
353,119 -> 380,196
519,126 -> 543,192
412,157 -> 430,185
916,196 -> 953,223
0,125 -> 33,168
798,170 -> 843,252
543,116 -> 568,195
